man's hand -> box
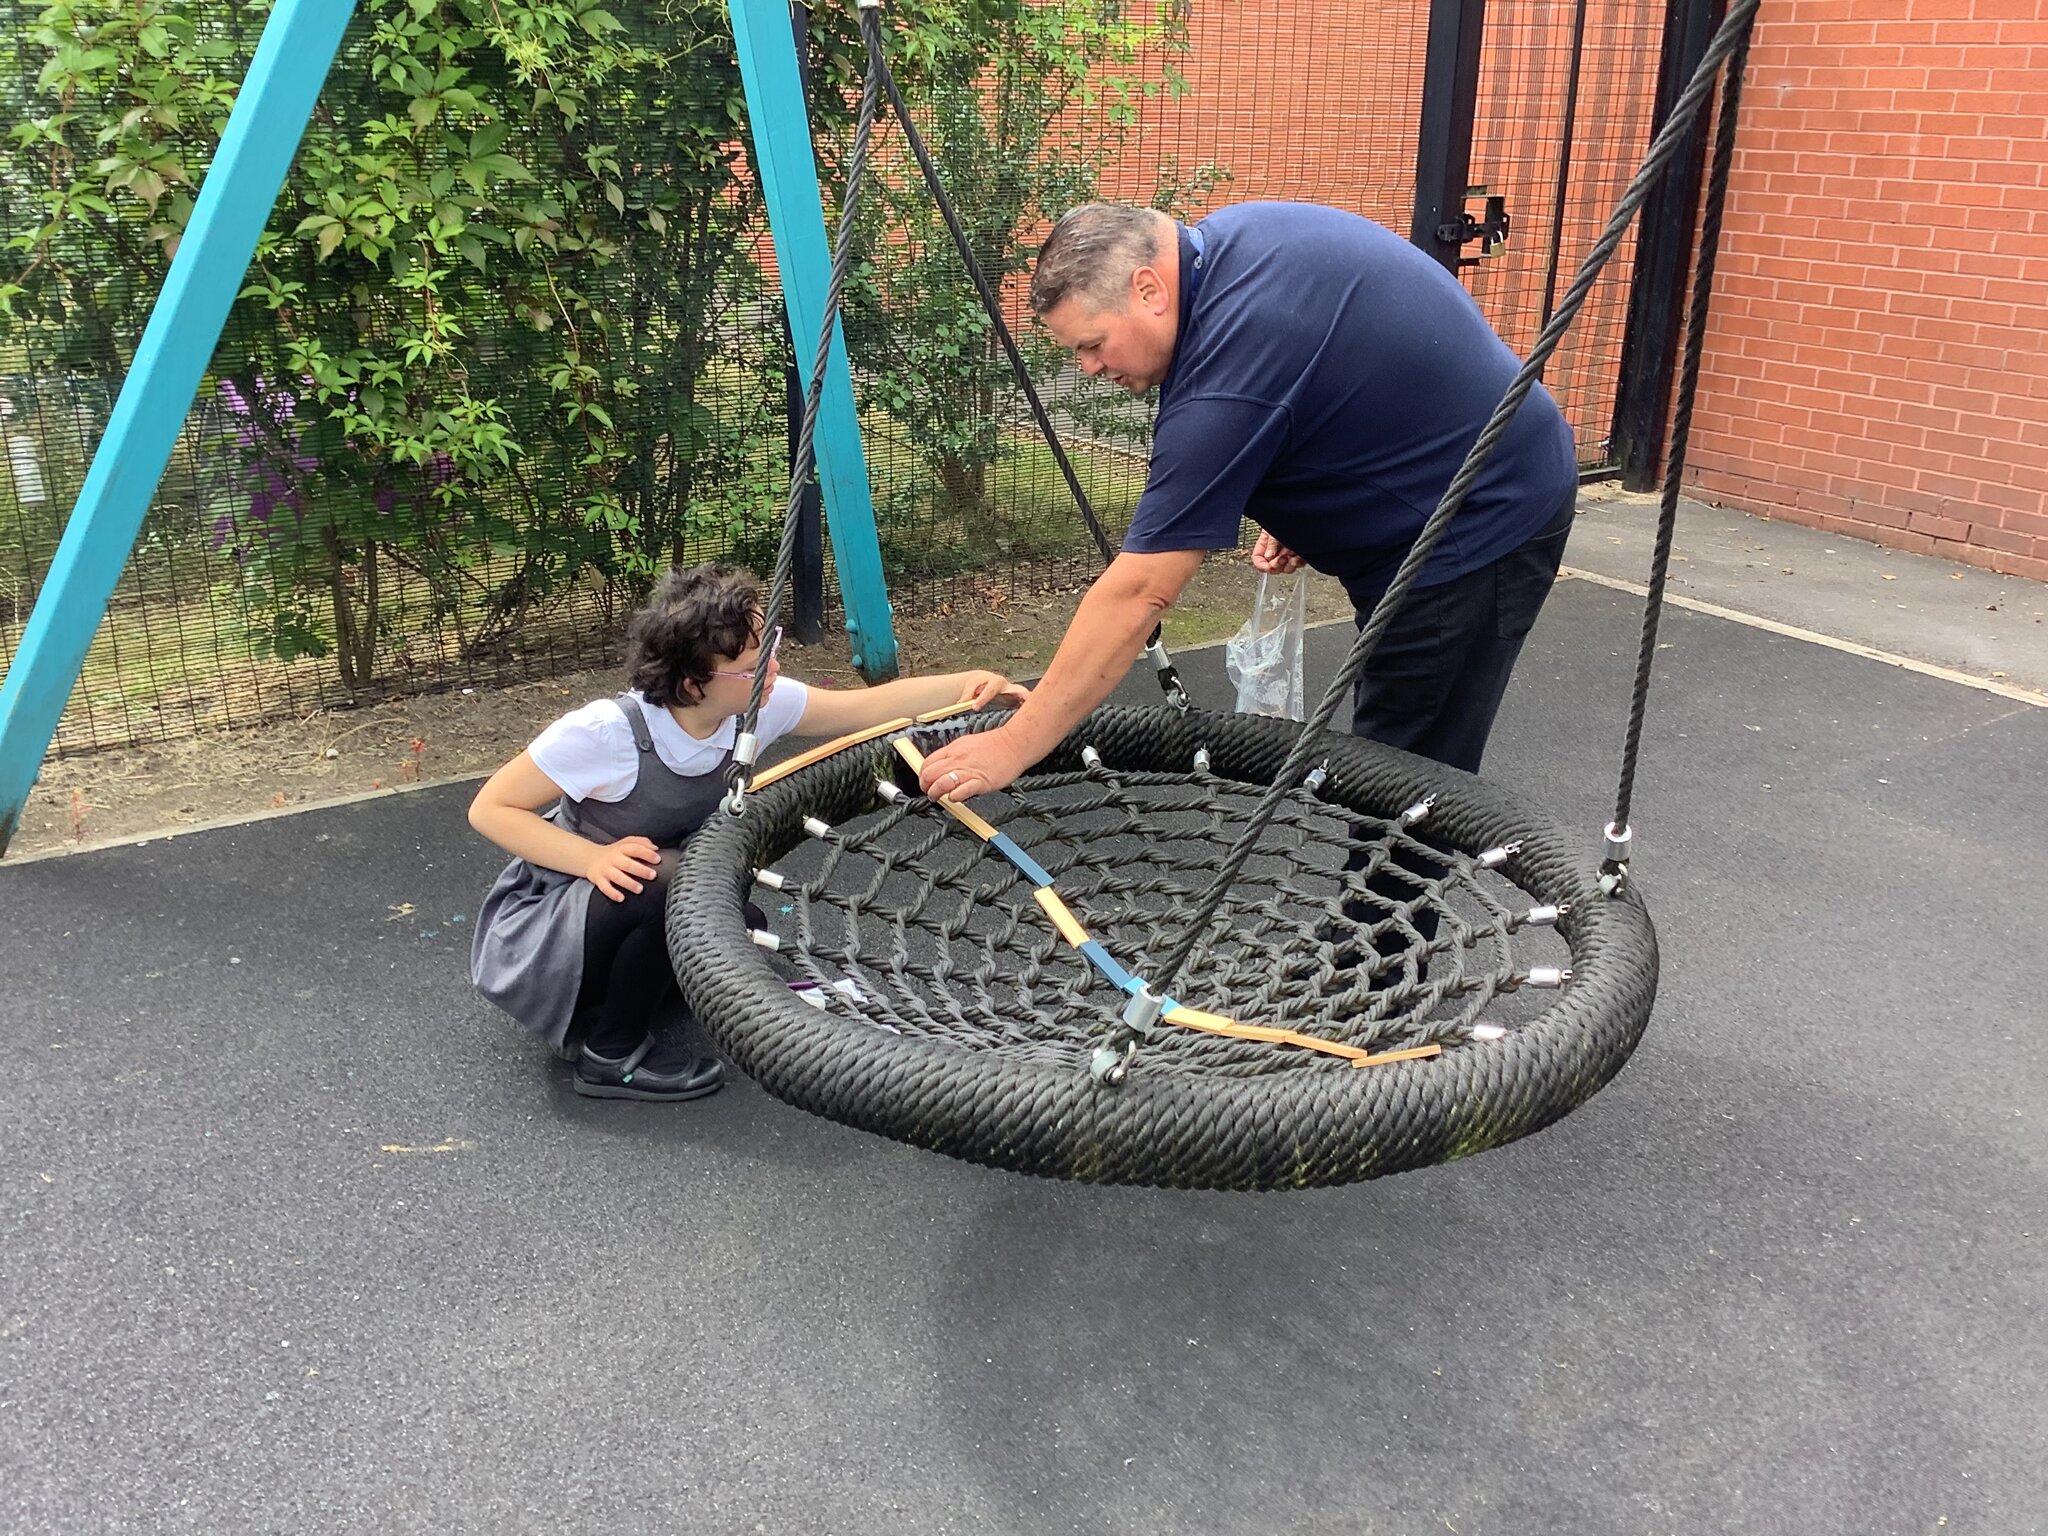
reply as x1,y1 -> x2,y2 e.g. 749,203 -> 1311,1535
917,548 -> 1202,802
918,726 -> 1032,802
584,834 -> 661,902
1250,530 -> 1305,574
955,671 -> 1032,710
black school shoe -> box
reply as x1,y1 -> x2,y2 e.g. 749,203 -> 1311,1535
572,1036 -> 725,1101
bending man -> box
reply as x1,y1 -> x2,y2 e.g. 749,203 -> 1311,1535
916,200 -> 1578,803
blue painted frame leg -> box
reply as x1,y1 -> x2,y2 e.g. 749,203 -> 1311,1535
0,0 -> 358,855
728,0 -> 899,684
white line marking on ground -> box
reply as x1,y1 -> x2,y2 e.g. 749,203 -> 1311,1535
1559,567 -> 2048,708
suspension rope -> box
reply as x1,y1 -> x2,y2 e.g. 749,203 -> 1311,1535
1144,0 -> 1763,1001
867,42 -> 1114,565
858,5 -> 1188,707
1604,8 -> 1755,887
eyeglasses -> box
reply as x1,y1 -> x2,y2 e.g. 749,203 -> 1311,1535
708,624 -> 783,681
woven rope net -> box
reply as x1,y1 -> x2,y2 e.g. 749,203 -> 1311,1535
673,707 -> 1658,1190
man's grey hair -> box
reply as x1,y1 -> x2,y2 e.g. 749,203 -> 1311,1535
1030,204 -> 1167,316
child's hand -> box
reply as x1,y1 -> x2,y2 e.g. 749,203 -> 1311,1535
585,835 -> 661,902
957,671 -> 1031,709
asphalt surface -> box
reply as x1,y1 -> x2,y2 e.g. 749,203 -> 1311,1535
3,520 -> 2043,1535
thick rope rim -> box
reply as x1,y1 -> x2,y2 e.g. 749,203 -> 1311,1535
671,707 -> 1657,1190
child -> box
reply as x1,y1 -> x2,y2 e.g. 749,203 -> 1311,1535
468,564 -> 1027,1102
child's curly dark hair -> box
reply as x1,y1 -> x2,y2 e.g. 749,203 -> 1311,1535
624,565 -> 764,707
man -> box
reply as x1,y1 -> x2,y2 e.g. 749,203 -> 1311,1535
916,200 -> 1578,805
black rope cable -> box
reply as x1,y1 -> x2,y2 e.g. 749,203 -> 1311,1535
727,12 -> 884,807
858,6 -> 1185,692
864,23 -> 1115,567
1608,12 -> 1754,847
1147,0 -> 1762,994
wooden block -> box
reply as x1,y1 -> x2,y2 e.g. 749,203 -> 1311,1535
1158,1003 -> 1433,1067
751,717 -> 912,789
1032,886 -> 1090,948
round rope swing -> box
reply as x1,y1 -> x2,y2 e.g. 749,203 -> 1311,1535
670,0 -> 1761,1188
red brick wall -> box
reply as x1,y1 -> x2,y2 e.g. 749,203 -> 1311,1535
1687,0 -> 2048,581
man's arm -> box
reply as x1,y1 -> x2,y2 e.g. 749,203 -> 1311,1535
916,548 -> 1207,800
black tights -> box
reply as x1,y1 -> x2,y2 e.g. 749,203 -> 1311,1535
577,850 -> 682,1055
575,852 -> 764,1056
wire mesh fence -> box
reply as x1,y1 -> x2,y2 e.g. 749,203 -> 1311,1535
1466,0 -> 1667,471
0,0 -> 1667,757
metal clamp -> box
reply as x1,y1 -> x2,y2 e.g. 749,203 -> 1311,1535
1599,820 -> 1633,897
1090,1038 -> 1138,1088
1146,639 -> 1190,713
721,729 -> 764,818
1092,984 -> 1165,1087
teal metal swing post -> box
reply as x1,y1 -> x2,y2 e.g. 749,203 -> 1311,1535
729,0 -> 898,683
0,0 -> 356,855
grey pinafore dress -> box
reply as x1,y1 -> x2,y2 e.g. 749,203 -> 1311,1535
470,693 -> 732,1048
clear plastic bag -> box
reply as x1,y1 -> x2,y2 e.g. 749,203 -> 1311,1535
1225,570 -> 1308,720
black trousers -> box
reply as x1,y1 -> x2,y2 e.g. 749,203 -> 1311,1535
1347,495 -> 1575,773
1341,497 -> 1574,946
573,849 -> 769,1054
576,849 -> 685,1054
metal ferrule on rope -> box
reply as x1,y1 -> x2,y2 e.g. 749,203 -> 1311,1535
1603,821 -> 1632,862
1120,984 -> 1164,1039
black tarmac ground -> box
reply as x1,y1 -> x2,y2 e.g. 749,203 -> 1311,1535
3,561 -> 2043,1535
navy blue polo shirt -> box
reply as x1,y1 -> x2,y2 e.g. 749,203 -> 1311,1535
1123,202 -> 1578,597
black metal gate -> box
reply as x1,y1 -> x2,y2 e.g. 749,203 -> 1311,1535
1411,0 -> 1723,482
